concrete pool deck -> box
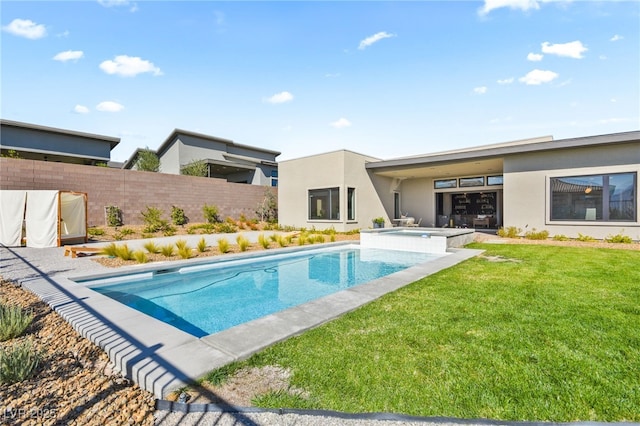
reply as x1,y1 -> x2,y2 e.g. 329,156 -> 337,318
1,233 -> 482,399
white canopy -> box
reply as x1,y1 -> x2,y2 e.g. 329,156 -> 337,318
0,190 -> 87,248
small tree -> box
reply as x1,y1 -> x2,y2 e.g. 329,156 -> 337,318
0,149 -> 21,159
202,204 -> 220,224
141,206 -> 170,233
171,206 -> 188,226
135,148 -> 160,172
180,159 -> 208,177
256,189 -> 277,222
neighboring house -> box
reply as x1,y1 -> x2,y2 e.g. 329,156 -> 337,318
123,128 -> 280,186
0,119 -> 120,166
278,131 -> 640,240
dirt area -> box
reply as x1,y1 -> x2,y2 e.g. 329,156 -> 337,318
473,231 -> 640,250
0,280 -> 155,425
86,223 -> 360,268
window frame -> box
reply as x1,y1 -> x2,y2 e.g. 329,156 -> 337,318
308,187 -> 340,221
347,187 -> 356,221
459,176 -> 485,188
548,172 -> 637,223
434,178 -> 457,189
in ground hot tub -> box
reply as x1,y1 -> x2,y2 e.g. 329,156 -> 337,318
360,227 -> 475,254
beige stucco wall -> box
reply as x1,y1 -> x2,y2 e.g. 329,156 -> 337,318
504,142 -> 640,240
278,150 -> 389,231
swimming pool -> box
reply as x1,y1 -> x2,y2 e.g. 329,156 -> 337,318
81,245 -> 442,338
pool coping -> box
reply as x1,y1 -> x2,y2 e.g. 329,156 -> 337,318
1,240 -> 483,399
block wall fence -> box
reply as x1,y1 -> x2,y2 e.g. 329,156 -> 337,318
0,158 -> 277,227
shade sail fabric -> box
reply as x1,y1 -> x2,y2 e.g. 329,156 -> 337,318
0,190 -> 27,247
60,192 -> 86,238
25,190 -> 58,248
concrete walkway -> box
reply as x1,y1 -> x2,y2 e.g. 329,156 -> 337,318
0,234 -> 482,399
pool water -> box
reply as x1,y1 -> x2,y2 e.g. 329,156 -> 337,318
85,245 -> 441,337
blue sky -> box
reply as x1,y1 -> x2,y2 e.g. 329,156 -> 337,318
2,1 -> 639,162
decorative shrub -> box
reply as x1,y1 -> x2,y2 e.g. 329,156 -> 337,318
100,243 -> 118,257
141,206 -> 170,233
202,204 -> 220,224
161,244 -> 175,257
115,244 -> 134,261
217,238 -> 230,253
177,245 -> 192,259
188,223 -> 216,234
88,227 -> 105,237
497,226 -> 521,238
143,241 -> 160,254
0,339 -> 42,384
216,222 -> 238,234
577,233 -> 596,242
163,226 -> 177,237
276,235 -> 289,247
171,206 -> 188,226
133,251 -> 149,263
552,234 -> 570,241
105,206 -> 123,227
314,234 -> 326,243
0,304 -> 33,341
119,227 -> 134,236
605,233 -> 633,244
197,237 -> 207,252
258,234 -> 270,249
236,235 -> 250,252
524,228 -> 549,240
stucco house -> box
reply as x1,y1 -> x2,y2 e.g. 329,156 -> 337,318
0,119 -> 120,166
123,128 -> 280,186
278,131 -> 640,240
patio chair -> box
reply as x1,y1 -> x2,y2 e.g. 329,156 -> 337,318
408,217 -> 422,227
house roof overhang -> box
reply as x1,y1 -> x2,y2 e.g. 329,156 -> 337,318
156,128 -> 281,158
206,158 -> 256,176
366,131 -> 640,179
0,119 -> 121,150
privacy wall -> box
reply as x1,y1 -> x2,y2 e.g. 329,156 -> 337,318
0,158 -> 276,227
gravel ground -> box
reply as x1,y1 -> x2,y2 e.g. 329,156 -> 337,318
0,280 -> 156,426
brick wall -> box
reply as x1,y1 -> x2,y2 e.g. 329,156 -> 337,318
0,158 -> 277,227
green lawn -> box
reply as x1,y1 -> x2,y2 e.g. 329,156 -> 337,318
207,244 -> 640,421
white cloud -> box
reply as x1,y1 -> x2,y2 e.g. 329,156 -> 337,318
330,118 -> 351,129
519,69 -> 559,85
264,91 -> 294,104
96,101 -> 124,112
358,31 -> 396,50
74,105 -> 90,114
527,52 -> 543,61
497,77 -> 514,84
98,0 -> 138,12
478,0 -> 540,16
473,86 -> 488,95
541,41 -> 587,59
53,50 -> 84,62
2,18 -> 47,39
610,34 -> 623,42
99,55 -> 162,77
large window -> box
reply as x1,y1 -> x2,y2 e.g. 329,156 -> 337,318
309,188 -> 340,220
550,173 -> 636,221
